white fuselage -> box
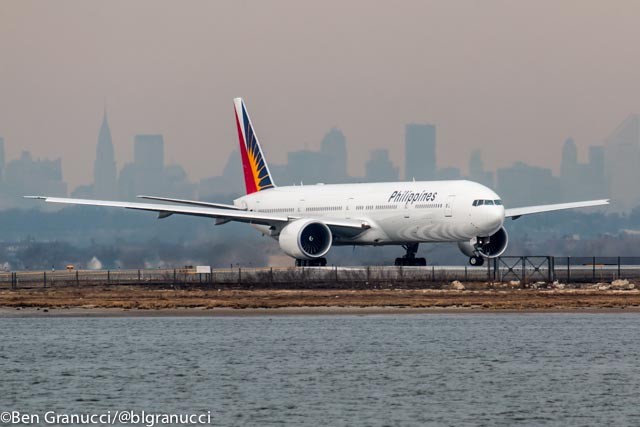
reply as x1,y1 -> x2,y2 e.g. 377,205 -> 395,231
235,180 -> 505,245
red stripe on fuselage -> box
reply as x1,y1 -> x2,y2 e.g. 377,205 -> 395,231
234,108 -> 258,194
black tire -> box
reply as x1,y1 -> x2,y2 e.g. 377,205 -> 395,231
416,258 -> 427,266
469,256 -> 484,267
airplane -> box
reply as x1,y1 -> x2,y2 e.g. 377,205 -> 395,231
27,98 -> 609,267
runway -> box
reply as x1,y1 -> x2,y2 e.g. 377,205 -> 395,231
2,255 -> 640,289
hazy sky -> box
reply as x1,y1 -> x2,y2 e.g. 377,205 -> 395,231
1,0 -> 639,188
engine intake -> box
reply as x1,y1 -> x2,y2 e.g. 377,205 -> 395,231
279,219 -> 333,260
458,226 -> 509,259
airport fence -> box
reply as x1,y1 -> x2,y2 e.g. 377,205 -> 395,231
2,256 -> 640,290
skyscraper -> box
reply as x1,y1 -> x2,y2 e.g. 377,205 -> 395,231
556,137 -> 607,202
560,137 -> 579,201
589,146 -> 605,180
134,134 -> 164,171
604,115 -> 640,212
2,151 -> 67,208
588,145 -> 606,198
468,149 -> 494,187
320,128 -> 348,182
560,137 -> 578,179
497,162 -> 561,207
405,123 -> 436,181
133,134 -> 165,196
93,110 -> 117,198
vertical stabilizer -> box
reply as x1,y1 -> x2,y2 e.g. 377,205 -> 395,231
233,98 -> 275,194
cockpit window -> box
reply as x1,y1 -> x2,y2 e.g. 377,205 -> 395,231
473,199 -> 502,206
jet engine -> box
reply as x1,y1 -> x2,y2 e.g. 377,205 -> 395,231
458,226 -> 509,260
279,219 -> 333,260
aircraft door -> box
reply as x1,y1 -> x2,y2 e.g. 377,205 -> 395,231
345,197 -> 355,218
445,195 -> 455,217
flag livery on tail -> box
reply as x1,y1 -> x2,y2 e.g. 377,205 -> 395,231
234,98 -> 275,194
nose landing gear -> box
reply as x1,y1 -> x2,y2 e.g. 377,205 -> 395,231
469,255 -> 484,266
394,243 -> 427,266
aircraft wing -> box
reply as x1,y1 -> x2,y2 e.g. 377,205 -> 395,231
504,199 -> 609,220
136,195 -> 244,210
25,196 -> 370,231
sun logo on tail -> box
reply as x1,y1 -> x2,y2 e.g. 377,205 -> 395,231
234,98 -> 275,194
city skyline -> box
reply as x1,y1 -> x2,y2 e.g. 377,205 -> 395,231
0,102 -> 630,190
1,107 -> 631,178
1,1 -> 639,190
0,108 -> 627,211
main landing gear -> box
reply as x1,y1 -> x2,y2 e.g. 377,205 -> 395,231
295,258 -> 327,267
394,243 -> 427,266
469,256 -> 484,266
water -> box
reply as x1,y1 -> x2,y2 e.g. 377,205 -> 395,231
2,314 -> 640,426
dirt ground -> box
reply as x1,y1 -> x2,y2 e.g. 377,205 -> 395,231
2,284 -> 640,311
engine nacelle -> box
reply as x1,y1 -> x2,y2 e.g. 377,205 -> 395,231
458,226 -> 509,259
279,219 -> 333,260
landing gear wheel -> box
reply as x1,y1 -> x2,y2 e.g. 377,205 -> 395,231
394,244 -> 427,266
469,256 -> 484,267
295,258 -> 327,267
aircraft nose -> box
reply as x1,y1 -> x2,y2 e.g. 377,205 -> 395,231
485,206 -> 505,231
474,206 -> 504,234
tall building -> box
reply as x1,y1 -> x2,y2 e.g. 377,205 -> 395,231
589,146 -> 605,181
118,134 -> 194,200
405,123 -> 436,181
93,110 -> 117,198
118,134 -> 165,199
365,149 -> 399,182
497,161 -> 561,207
604,115 -> 640,212
320,128 -> 348,182
1,151 -> 67,208
134,134 -> 164,172
468,149 -> 494,187
560,137 -> 579,201
557,137 -> 607,202
587,145 -> 606,198
134,134 -> 164,195
560,137 -> 578,179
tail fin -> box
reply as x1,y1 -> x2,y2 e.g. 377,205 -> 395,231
234,97 -> 275,194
